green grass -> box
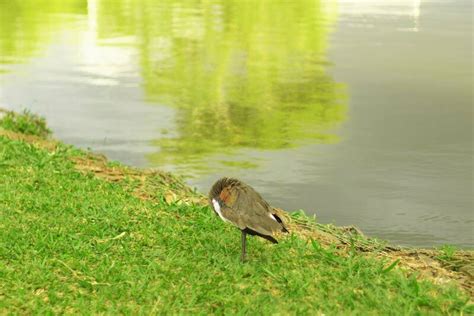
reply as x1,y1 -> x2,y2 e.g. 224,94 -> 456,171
437,245 -> 458,262
0,117 -> 472,314
0,109 -> 51,137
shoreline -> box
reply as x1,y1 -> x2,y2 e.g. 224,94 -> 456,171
1,108 -> 472,312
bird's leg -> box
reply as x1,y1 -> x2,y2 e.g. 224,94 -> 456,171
241,230 -> 247,262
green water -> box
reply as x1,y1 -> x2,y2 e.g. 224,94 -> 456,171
0,0 -> 472,247
1,0 -> 346,172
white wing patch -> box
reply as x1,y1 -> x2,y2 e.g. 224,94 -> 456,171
212,198 -> 229,223
269,213 -> 278,222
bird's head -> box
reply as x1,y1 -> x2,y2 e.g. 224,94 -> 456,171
208,177 -> 239,206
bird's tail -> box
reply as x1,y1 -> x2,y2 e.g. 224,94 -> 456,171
272,213 -> 289,233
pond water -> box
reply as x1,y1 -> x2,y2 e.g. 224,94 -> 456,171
1,0 -> 472,248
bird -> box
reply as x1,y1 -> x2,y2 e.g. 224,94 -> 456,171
208,177 -> 288,261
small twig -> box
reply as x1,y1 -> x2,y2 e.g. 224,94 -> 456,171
53,259 -> 111,286
96,232 -> 127,244
55,259 -> 81,278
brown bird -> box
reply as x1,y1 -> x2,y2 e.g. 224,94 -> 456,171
209,177 -> 288,261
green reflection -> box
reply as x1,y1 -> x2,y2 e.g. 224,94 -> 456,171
0,0 -> 86,69
96,0 -> 347,171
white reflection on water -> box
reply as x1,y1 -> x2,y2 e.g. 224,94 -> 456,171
78,0 -> 136,86
339,0 -> 421,16
339,0 -> 422,31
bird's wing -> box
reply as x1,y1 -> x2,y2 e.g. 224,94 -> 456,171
220,184 -> 283,235
219,204 -> 245,229
221,184 -> 269,216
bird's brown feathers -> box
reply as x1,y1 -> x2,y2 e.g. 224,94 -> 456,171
209,177 -> 288,238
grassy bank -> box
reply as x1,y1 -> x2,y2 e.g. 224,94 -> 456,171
0,110 -> 472,314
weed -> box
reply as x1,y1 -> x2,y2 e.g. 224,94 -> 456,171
0,109 -> 51,137
437,245 -> 457,261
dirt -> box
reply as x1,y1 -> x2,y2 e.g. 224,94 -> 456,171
379,249 -> 474,297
